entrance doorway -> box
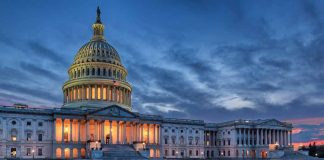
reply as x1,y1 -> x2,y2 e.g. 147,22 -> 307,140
106,134 -> 111,144
11,148 -> 16,158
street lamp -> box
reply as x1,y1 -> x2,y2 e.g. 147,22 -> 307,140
32,149 -> 35,159
315,153 -> 318,157
96,141 -> 98,149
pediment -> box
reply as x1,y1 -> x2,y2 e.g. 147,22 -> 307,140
257,119 -> 287,127
88,105 -> 137,118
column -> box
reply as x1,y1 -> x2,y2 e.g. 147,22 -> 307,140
157,125 -> 160,144
238,128 -> 241,145
135,123 -> 139,141
141,124 -> 144,142
88,85 -> 92,99
113,87 -> 116,101
95,85 -> 98,100
61,118 -> 64,142
107,86 -> 111,101
101,120 -> 104,144
280,130 -> 283,146
78,120 -> 81,143
269,129 -> 272,144
265,129 -> 268,145
247,129 -> 250,146
256,129 -> 259,146
117,121 -> 120,144
153,124 -> 156,144
123,121 -> 126,144
101,85 -> 104,100
147,124 -> 150,144
86,120 -> 89,141
290,130 -> 292,146
109,121 -> 112,144
130,122 -> 133,144
260,129 -> 263,145
82,85 -> 85,100
285,130 -> 288,146
243,128 -> 246,146
94,120 -> 98,141
70,119 -> 73,142
54,119 -> 57,142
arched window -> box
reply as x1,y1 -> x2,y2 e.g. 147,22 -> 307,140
150,148 -> 154,158
64,148 -> 70,159
74,71 -> 77,78
92,68 -> 95,75
77,70 -> 80,77
81,148 -> 86,158
56,148 -> 62,158
82,69 -> 85,76
97,68 -> 101,76
86,68 -> 89,75
73,148 -> 78,158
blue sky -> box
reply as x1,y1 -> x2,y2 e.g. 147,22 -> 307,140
0,0 -> 324,143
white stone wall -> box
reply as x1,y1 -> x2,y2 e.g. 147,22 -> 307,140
0,113 -> 53,159
161,123 -> 204,159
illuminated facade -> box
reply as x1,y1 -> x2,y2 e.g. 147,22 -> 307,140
0,7 -> 294,159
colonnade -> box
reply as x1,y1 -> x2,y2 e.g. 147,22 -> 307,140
54,118 -> 160,145
63,84 -> 131,106
204,130 -> 217,146
237,128 -> 292,146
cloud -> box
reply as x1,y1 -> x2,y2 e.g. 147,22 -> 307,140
211,95 -> 255,110
264,91 -> 298,106
27,42 -> 68,66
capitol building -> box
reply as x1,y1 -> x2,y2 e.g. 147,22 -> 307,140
0,8 -> 294,159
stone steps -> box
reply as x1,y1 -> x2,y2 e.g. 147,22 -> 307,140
102,144 -> 147,160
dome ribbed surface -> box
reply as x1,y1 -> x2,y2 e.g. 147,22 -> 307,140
73,40 -> 122,66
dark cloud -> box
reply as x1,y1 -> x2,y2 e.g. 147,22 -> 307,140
28,42 -> 69,66
0,83 -> 61,103
20,62 -> 63,81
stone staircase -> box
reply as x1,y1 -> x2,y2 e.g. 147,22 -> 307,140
102,144 -> 147,160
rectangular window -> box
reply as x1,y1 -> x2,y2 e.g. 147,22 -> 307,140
27,133 -> 32,141
164,138 -> 168,144
38,122 -> 43,127
38,134 -> 43,141
172,150 -> 175,156
27,121 -> 31,126
164,150 -> 168,156
38,148 -> 42,156
26,148 -> 31,156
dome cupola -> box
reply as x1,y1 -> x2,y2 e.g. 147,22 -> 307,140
62,7 -> 132,110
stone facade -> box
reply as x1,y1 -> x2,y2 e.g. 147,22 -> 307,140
0,7 -> 293,159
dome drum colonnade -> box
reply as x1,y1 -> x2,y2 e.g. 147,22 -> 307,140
62,7 -> 132,110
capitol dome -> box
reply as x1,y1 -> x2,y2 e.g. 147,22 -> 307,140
62,7 -> 132,110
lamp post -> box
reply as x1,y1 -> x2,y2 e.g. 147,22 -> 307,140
32,149 -> 35,159
96,141 -> 98,149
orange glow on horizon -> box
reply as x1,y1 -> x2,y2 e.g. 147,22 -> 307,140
293,139 -> 324,148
